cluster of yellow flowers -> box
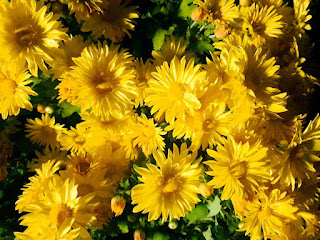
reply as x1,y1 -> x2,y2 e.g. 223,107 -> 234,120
0,0 -> 319,239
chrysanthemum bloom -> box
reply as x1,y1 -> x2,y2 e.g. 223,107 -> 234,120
28,148 -> 68,171
65,43 -> 138,120
293,0 -> 312,33
166,103 -> 232,151
299,211 -> 320,239
205,136 -> 270,200
58,126 -> 90,154
131,143 -> 203,221
0,0 -> 67,76
60,0 -> 103,22
239,189 -> 298,240
56,74 -> 82,104
193,0 -> 239,25
81,0 -> 138,42
134,58 -> 154,108
16,175 -> 97,240
0,59 -> 37,120
145,56 -> 207,124
64,153 -> 100,177
152,36 -> 197,66
49,35 -> 91,79
242,3 -> 284,46
123,114 -> 166,157
26,114 -> 66,149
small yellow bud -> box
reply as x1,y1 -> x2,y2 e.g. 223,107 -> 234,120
111,195 -> 126,217
214,24 -> 230,40
168,220 -> 178,229
134,230 -> 146,240
199,183 -> 214,198
37,104 -> 46,113
52,2 -> 64,14
240,0 -> 251,6
45,106 -> 54,114
154,112 -> 165,124
191,7 -> 205,22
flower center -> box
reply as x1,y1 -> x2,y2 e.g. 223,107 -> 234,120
50,204 -> 73,226
14,24 -> 39,47
252,23 -> 266,36
202,119 -> 216,133
77,183 -> 94,197
93,72 -> 116,95
168,83 -> 187,100
258,207 -> 273,220
78,161 -> 91,174
74,135 -> 86,144
162,177 -> 180,193
0,78 -> 17,96
229,161 -> 247,178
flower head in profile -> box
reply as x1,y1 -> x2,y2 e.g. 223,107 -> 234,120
61,0 -> 103,22
81,0 -> 139,42
205,136 -> 270,200
67,43 -> 138,120
145,56 -> 207,123
0,0 -> 67,76
26,114 -> 66,149
131,143 -> 203,222
0,59 -> 37,120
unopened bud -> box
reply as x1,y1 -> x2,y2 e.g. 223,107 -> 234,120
134,230 -> 146,240
240,0 -> 251,6
52,2 -> 64,14
111,195 -> 126,217
214,24 -> 230,40
168,220 -> 178,230
45,106 -> 54,114
37,104 -> 46,114
191,7 -> 205,22
199,183 -> 214,198
154,112 -> 165,124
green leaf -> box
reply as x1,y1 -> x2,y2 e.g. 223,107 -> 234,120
193,41 -> 215,54
153,232 -> 170,240
117,221 -> 129,234
186,204 -> 209,224
59,101 -> 80,118
178,0 -> 197,19
203,226 -> 214,240
206,196 -> 222,217
152,26 -> 176,50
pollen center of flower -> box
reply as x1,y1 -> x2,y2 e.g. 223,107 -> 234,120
14,24 -> 39,47
78,161 -> 91,174
162,177 -> 180,193
50,204 -> 73,226
252,23 -> 266,36
74,135 -> 86,144
258,207 -> 273,220
202,119 -> 216,133
229,161 -> 247,178
1,79 -> 17,95
93,72 -> 116,94
168,83 -> 186,100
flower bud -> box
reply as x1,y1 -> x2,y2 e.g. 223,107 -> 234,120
134,230 -> 146,240
191,7 -> 205,22
199,183 -> 214,198
45,106 -> 54,114
214,24 -> 230,40
154,112 -> 165,124
111,195 -> 126,216
240,0 -> 251,6
37,104 -> 46,114
52,2 -> 64,14
168,220 -> 178,230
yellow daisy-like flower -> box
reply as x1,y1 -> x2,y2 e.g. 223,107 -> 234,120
145,56 -> 207,123
152,36 -> 197,66
0,0 -> 67,76
66,43 -> 138,120
293,0 -> 312,33
56,74 -> 82,104
193,0 -> 239,25
242,3 -> 284,46
134,58 -> 154,108
81,0 -> 139,42
131,143 -> 203,222
26,114 -> 66,148
0,59 -> 37,120
49,35 -> 91,79
205,136 -> 270,200
167,103 -> 232,151
58,126 -> 90,154
64,153 -> 100,177
60,0 -> 103,22
123,114 -> 166,157
239,189 -> 298,240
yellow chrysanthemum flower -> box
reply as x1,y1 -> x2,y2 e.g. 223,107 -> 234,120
123,114 -> 166,157
60,0 -> 103,22
49,35 -> 91,79
0,59 -> 37,120
239,189 -> 298,240
152,36 -> 197,66
26,114 -> 66,148
65,43 -> 138,120
194,0 -> 239,25
145,56 -> 207,123
81,0 -> 138,42
205,136 -> 270,200
0,0 -> 67,76
58,126 -> 90,154
293,0 -> 312,33
242,3 -> 284,46
56,74 -> 82,104
64,153 -> 100,177
299,211 -> 320,239
131,143 -> 203,222
28,148 -> 68,171
166,103 -> 232,151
